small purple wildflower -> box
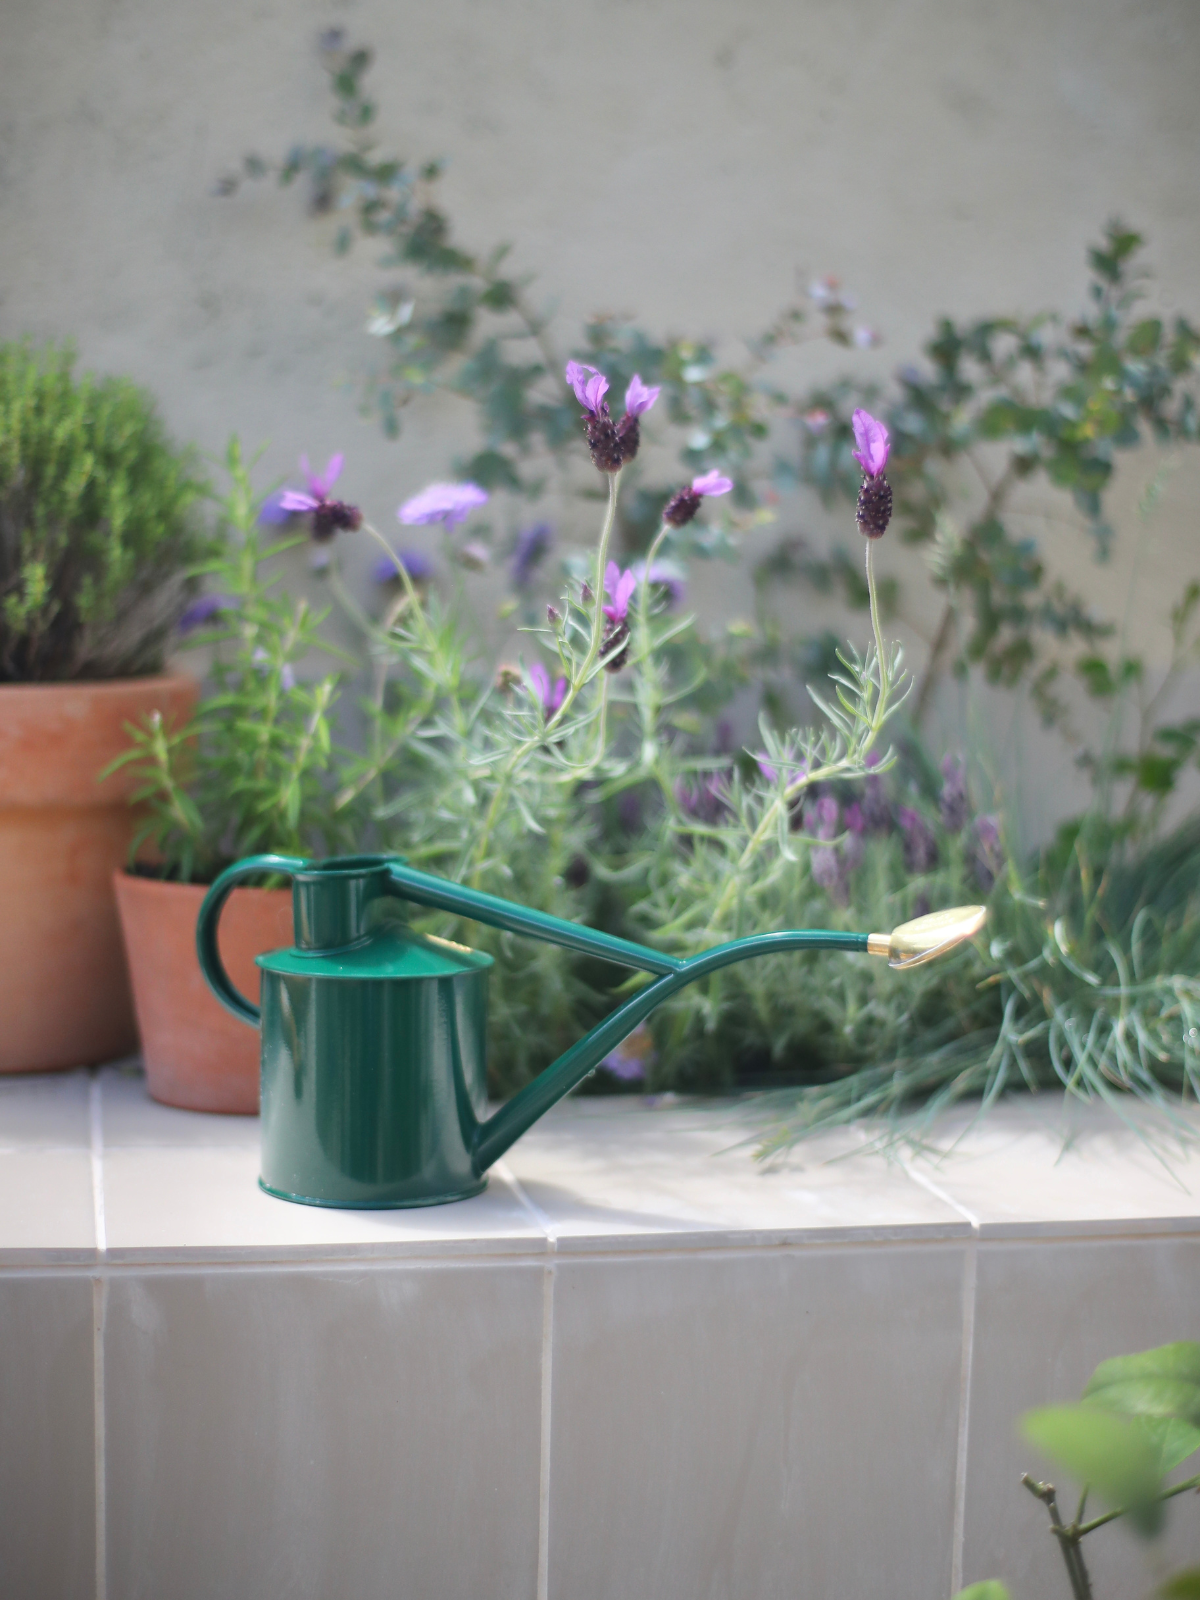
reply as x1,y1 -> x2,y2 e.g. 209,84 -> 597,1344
600,562 -> 637,673
662,469 -> 734,528
177,593 -> 234,635
261,451 -> 363,541
674,772 -> 729,826
603,563 -> 637,623
512,523 -> 553,589
398,481 -> 488,530
898,806 -> 939,873
804,795 -> 840,841
615,373 -> 661,465
968,815 -> 1004,893
938,755 -> 970,834
528,661 -> 568,718
851,410 -> 890,477
565,361 -> 609,416
372,548 -> 435,586
852,408 -> 893,539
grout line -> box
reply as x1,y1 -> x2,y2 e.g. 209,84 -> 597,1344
89,1069 -> 108,1600
903,1161 -> 980,1593
494,1162 -> 556,1600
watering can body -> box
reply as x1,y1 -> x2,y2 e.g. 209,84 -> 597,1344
198,852 -> 980,1209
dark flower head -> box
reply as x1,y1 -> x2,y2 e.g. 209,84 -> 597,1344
968,814 -> 1004,893
898,806 -> 939,873
528,661 -> 567,718
261,451 -> 362,542
177,593 -> 235,635
852,408 -> 893,539
613,375 -> 661,466
662,469 -> 734,528
512,522 -> 553,589
399,481 -> 488,530
371,547 -> 434,587
938,754 -> 970,834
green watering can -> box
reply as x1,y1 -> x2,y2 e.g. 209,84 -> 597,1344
197,852 -> 986,1209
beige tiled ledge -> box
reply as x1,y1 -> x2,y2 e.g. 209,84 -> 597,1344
1,1065 -> 1199,1600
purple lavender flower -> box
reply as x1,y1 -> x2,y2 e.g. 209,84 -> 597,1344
861,751 -> 893,834
528,661 -> 567,718
600,562 -> 637,673
852,409 -> 893,540
371,548 -> 435,586
968,815 -> 1004,893
398,481 -> 488,530
512,523 -> 553,589
261,452 -> 363,542
804,794 -> 841,841
674,772 -> 730,826
565,361 -> 610,416
844,801 -> 865,835
663,469 -> 735,528
810,845 -> 846,902
630,560 -> 685,609
177,593 -> 234,635
938,754 -> 970,834
614,373 -> 662,465
898,806 -> 939,873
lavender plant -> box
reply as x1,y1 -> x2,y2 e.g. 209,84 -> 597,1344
107,439 -> 353,882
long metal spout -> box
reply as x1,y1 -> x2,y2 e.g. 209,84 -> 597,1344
381,863 -> 988,1176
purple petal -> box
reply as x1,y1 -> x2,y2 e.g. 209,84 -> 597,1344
630,561 -> 685,608
372,547 -> 434,585
851,409 -> 890,476
603,561 -> 621,600
279,489 -> 320,514
624,374 -> 660,418
692,469 -> 733,497
528,661 -> 550,705
582,372 -> 609,415
280,664 -> 297,692
177,593 -> 234,634
615,568 -> 637,614
566,360 -> 608,414
258,490 -> 295,525
549,676 -> 568,714
398,481 -> 489,528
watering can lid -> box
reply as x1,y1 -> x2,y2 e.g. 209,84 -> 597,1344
257,925 -> 494,981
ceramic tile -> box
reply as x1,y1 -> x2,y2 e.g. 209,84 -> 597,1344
504,1097 -> 966,1246
0,1273 -> 95,1600
546,1241 -> 967,1600
908,1096 -> 1200,1235
0,1067 -> 91,1149
961,1233 -> 1200,1598
101,1144 -> 548,1261
0,1149 -> 96,1261
104,1261 -> 544,1600
98,1060 -> 260,1148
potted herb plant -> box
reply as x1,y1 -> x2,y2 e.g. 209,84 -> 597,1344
0,341 -> 206,1073
109,439 -> 352,1111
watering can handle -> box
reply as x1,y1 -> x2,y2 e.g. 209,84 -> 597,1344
196,854 -> 308,1024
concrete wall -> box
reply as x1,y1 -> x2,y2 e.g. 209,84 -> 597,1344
2,0 -> 1199,832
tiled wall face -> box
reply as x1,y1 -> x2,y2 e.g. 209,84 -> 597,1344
546,1243 -> 968,1600
102,1262 -> 545,1600
0,1272 -> 96,1600
961,1234 -> 1200,1598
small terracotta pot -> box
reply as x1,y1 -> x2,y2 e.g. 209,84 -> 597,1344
114,872 -> 293,1113
0,675 -> 199,1074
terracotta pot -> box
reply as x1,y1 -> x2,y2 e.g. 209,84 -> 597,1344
0,675 -> 199,1073
114,871 -> 292,1113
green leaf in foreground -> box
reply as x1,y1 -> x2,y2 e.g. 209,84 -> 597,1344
952,1583 -> 1010,1600
1160,1571 -> 1200,1600
1021,1403 -> 1164,1536
1084,1342 -> 1200,1472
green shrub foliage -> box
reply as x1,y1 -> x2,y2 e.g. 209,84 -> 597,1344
0,342 -> 207,681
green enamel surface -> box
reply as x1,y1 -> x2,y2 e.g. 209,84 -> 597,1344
257,925 -> 493,981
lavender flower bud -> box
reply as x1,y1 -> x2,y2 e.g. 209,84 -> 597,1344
312,500 -> 364,542
967,815 -> 1004,893
601,619 -> 630,673
663,487 -> 702,528
938,755 -> 970,834
586,406 -> 625,474
616,412 -> 640,464
862,774 -> 893,835
856,476 -> 893,539
580,582 -> 594,606
898,806 -> 939,873
546,604 -> 560,627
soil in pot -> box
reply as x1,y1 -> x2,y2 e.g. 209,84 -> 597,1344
114,871 -> 293,1113
0,676 -> 199,1073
